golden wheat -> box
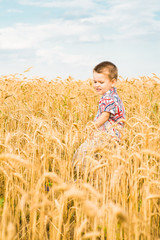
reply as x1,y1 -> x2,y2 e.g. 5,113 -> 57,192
0,73 -> 159,239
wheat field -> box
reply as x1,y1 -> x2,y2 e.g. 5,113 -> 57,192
0,72 -> 160,240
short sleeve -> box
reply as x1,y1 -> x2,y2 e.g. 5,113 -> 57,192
99,97 -> 116,115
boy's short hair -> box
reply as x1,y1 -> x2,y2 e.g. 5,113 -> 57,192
93,61 -> 118,80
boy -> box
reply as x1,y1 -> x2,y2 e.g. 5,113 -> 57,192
93,61 -> 125,139
73,61 -> 126,172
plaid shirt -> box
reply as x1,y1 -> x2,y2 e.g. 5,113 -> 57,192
94,87 -> 126,139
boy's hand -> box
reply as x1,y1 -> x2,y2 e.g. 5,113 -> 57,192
88,128 -> 94,139
85,112 -> 110,139
85,122 -> 97,139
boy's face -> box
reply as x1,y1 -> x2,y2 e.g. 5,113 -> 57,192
93,71 -> 116,95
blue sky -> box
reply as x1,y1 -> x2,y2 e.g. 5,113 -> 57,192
0,0 -> 160,80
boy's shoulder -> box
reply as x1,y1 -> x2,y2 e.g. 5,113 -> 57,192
100,87 -> 123,106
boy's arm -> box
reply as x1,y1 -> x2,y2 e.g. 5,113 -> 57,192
94,111 -> 110,128
88,112 -> 110,138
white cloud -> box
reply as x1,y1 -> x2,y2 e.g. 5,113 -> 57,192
81,0 -> 160,39
1,0 -> 160,53
7,9 -> 23,13
108,0 -> 160,20
18,0 -> 95,9
0,20 -> 91,50
14,0 -> 160,43
36,46 -> 95,66
0,27 -> 30,49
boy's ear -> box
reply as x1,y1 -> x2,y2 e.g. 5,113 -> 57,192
111,78 -> 116,86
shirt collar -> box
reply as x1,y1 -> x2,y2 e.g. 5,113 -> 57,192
102,87 -> 117,98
